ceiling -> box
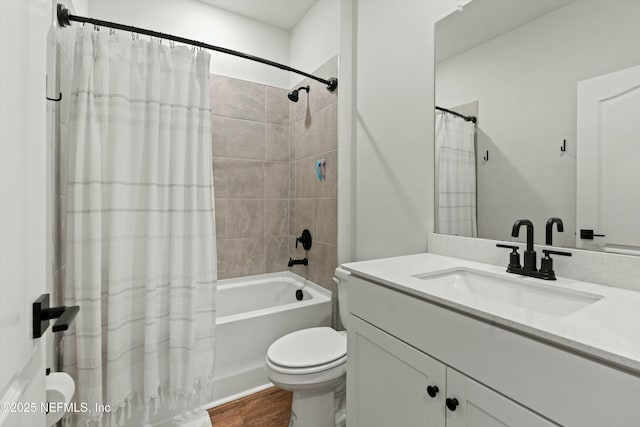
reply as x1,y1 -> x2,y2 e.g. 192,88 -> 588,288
198,0 -> 318,30
436,0 -> 575,63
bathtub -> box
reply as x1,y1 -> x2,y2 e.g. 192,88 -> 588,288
125,272 -> 331,426
208,272 -> 332,407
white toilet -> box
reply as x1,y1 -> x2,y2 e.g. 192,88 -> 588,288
265,268 -> 351,427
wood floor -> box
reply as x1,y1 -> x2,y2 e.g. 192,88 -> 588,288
208,387 -> 293,427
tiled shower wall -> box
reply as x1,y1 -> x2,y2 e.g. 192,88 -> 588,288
211,75 -> 292,279
211,56 -> 338,292
288,57 -> 338,293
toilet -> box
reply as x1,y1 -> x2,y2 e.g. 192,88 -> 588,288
265,268 -> 351,427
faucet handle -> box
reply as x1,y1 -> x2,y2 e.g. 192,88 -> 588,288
496,244 -> 522,271
542,249 -> 572,257
540,249 -> 571,280
496,244 -> 519,250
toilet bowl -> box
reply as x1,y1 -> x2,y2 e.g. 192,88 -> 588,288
264,268 -> 351,427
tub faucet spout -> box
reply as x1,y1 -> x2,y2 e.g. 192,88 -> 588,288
288,258 -> 308,267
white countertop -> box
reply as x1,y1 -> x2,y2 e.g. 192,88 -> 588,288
341,253 -> 640,375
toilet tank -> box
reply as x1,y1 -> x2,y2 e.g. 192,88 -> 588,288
334,267 -> 352,330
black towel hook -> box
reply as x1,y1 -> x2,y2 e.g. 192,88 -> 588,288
46,79 -> 62,102
561,139 -> 566,152
46,92 -> 62,102
483,150 -> 489,162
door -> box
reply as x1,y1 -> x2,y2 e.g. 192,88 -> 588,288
0,0 -> 49,426
576,64 -> 640,254
347,315 -> 446,427
445,369 -> 556,427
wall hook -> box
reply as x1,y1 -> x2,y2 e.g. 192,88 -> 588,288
561,139 -> 566,152
46,92 -> 62,102
483,150 -> 489,162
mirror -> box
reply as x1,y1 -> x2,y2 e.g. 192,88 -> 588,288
434,0 -> 640,255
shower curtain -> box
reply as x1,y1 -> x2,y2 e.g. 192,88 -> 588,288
63,28 -> 217,425
436,113 -> 477,237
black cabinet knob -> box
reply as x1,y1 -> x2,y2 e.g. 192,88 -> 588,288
446,398 -> 459,411
426,385 -> 439,398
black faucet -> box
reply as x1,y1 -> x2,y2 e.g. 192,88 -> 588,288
288,258 -> 308,267
512,219 -> 536,272
497,219 -> 571,280
545,218 -> 564,245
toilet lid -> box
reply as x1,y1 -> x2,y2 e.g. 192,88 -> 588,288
267,327 -> 347,369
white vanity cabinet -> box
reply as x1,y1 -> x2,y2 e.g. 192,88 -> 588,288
345,274 -> 640,427
349,315 -> 446,427
349,315 -> 554,427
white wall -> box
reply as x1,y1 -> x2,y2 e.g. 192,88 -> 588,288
86,0 -> 291,88
70,0 -> 88,15
340,0 -> 461,262
0,0 -> 49,422
436,1 -> 640,246
290,0 -> 340,88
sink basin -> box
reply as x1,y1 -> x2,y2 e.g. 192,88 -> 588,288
414,270 -> 602,317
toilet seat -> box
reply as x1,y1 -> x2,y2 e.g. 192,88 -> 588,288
267,327 -> 347,375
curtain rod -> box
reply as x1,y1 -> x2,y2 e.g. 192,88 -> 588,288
56,4 -> 338,92
436,106 -> 477,123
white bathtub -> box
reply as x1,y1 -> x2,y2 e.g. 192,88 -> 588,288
209,272 -> 332,407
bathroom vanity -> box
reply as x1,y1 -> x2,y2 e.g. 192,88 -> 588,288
340,253 -> 640,427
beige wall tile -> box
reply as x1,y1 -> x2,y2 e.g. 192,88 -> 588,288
224,159 -> 265,198
289,163 -> 295,206
226,199 -> 265,238
266,86 -> 289,125
295,157 -> 315,198
266,162 -> 289,198
266,124 -> 289,162
265,199 -> 289,237
313,103 -> 338,155
212,157 -> 228,198
314,198 -> 337,245
292,198 -> 314,236
217,238 -> 265,279
214,198 -> 227,239
289,122 -> 296,161
214,116 -> 265,160
211,74 -> 266,122
211,116 -> 227,157
293,119 -> 314,160
314,150 -> 337,198
265,236 -> 290,273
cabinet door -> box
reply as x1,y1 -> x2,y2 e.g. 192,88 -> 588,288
445,369 -> 556,427
347,316 -> 446,427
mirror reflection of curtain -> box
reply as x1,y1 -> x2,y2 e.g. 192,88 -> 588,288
436,113 -> 477,237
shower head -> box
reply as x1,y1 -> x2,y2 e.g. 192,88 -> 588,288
287,85 -> 310,102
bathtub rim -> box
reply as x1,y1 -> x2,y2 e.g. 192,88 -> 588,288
216,271 -> 332,325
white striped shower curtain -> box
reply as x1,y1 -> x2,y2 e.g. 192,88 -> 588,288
436,113 -> 478,237
63,28 -> 217,426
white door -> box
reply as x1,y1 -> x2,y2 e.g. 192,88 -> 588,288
0,1 -> 50,426
347,316 -> 446,427
576,64 -> 640,254
445,369 -> 555,427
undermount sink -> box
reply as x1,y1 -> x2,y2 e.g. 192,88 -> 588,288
414,269 -> 603,317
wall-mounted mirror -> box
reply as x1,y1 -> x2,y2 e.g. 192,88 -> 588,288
434,0 -> 640,255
